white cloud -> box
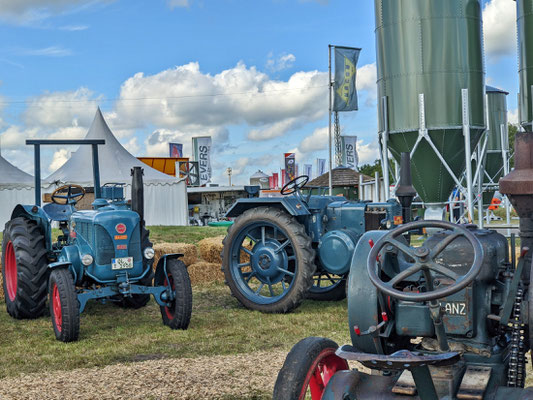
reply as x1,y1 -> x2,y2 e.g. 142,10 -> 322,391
357,63 -> 377,103
247,118 -> 301,141
145,127 -> 229,157
0,125 -> 39,149
49,148 -> 70,171
483,0 -> 517,59
357,139 -> 379,165
167,0 -> 189,9
266,53 -> 296,72
123,137 -> 140,155
298,126 -> 328,154
20,46 -> 72,57
0,0 -> 111,24
59,25 -> 88,31
508,109 -> 519,125
114,61 -> 328,141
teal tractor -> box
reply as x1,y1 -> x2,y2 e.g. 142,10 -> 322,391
222,175 -> 404,313
1,139 -> 192,342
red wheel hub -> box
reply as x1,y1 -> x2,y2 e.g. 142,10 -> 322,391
163,274 -> 175,320
300,349 -> 349,400
4,241 -> 17,301
52,283 -> 62,332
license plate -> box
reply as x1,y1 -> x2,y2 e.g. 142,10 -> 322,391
112,257 -> 134,270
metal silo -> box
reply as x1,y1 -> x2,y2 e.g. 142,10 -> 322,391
518,0 -> 533,130
481,86 -> 509,206
375,0 -> 485,218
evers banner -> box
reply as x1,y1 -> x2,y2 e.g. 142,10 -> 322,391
192,136 -> 212,186
285,153 -> 296,182
169,143 -> 183,158
333,46 -> 361,112
341,136 -> 359,170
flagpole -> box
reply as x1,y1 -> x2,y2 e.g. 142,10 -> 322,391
328,44 -> 333,196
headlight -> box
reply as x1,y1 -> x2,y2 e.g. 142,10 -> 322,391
81,254 -> 94,266
144,247 -> 155,260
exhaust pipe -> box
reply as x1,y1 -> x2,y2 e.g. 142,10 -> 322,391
396,152 -> 417,223
131,167 -> 145,225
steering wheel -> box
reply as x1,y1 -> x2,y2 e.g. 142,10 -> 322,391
281,175 -> 309,196
367,220 -> 483,302
51,184 -> 86,205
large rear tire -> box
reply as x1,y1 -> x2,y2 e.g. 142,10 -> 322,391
49,268 -> 80,342
120,226 -> 154,308
222,207 -> 315,313
273,337 -> 349,400
307,272 -> 347,301
155,258 -> 192,330
2,217 -> 49,319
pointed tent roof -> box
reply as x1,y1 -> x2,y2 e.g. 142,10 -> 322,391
0,153 -> 34,187
46,108 -> 177,185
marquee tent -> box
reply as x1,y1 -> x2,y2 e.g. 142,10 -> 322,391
0,154 -> 36,228
46,108 -> 188,226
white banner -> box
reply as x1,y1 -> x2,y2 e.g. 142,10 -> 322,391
317,158 -> 326,176
192,136 -> 212,186
341,136 -> 358,171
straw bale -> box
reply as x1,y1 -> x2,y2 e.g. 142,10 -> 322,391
198,236 -> 225,264
153,243 -> 197,268
187,261 -> 224,285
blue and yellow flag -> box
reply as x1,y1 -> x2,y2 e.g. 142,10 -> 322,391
333,46 -> 361,112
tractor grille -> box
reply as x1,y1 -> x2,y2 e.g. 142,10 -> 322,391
95,225 -> 115,265
128,223 -> 142,262
365,210 -> 386,231
77,222 -> 94,243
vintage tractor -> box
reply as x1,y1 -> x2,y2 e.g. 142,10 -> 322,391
272,134 -> 533,399
1,139 -> 192,342
221,173 -> 404,313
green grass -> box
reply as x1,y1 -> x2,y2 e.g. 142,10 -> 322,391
147,225 -> 228,244
0,282 -> 349,380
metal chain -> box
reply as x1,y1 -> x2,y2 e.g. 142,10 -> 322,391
507,287 -> 526,387
334,112 -> 342,167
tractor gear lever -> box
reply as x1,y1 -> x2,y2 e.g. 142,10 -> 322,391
367,220 -> 484,302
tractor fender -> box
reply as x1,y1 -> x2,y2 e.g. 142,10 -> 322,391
321,370 -> 361,400
225,198 -> 311,218
53,245 -> 83,284
11,204 -> 53,251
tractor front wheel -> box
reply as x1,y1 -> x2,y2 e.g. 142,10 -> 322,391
273,337 -> 349,400
2,217 -> 49,319
49,268 -> 80,342
155,258 -> 192,330
222,207 -> 316,313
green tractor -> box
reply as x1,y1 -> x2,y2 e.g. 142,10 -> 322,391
1,139 -> 192,342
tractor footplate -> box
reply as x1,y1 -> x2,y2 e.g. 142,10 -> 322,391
456,366 -> 492,400
336,345 -> 461,370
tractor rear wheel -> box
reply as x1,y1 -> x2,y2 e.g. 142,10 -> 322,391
273,337 -> 349,400
120,226 -> 154,308
222,207 -> 316,313
307,272 -> 347,301
155,258 -> 192,330
2,217 -> 49,319
49,268 -> 80,342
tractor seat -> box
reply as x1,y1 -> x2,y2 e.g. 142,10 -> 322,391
336,345 -> 460,370
43,203 -> 73,222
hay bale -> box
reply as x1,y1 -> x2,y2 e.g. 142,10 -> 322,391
154,243 -> 197,268
188,261 -> 224,285
198,236 -> 225,264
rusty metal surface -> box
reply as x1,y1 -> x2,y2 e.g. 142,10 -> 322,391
336,346 -> 460,370
457,366 -> 492,400
392,370 -> 417,395
500,133 -> 533,200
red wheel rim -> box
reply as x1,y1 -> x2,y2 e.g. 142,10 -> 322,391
163,274 -> 175,320
52,283 -> 62,333
4,241 -> 17,301
300,348 -> 349,400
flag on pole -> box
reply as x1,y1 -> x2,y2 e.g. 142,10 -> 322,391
285,153 -> 296,182
304,164 -> 312,179
273,172 -> 279,188
169,143 -> 183,158
317,158 -> 326,176
341,136 -> 359,170
333,46 -> 361,112
192,136 -> 212,186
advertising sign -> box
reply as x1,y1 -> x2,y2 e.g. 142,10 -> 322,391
169,143 -> 183,158
192,136 -> 212,186
285,153 -> 296,182
341,136 -> 358,170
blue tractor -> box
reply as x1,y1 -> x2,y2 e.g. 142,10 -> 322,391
1,139 -> 192,342
221,174 -> 404,313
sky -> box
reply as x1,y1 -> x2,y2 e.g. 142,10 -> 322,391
0,0 -> 522,185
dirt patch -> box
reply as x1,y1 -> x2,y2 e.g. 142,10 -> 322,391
0,350 -> 287,400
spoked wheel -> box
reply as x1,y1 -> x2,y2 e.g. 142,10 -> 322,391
222,207 -> 316,313
49,268 -> 80,342
273,337 -> 349,400
155,258 -> 192,330
307,271 -> 347,301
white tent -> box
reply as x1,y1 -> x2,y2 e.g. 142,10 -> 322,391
0,154 -> 36,229
46,108 -> 188,226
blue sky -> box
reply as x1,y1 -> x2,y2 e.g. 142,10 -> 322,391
0,0 -> 521,184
